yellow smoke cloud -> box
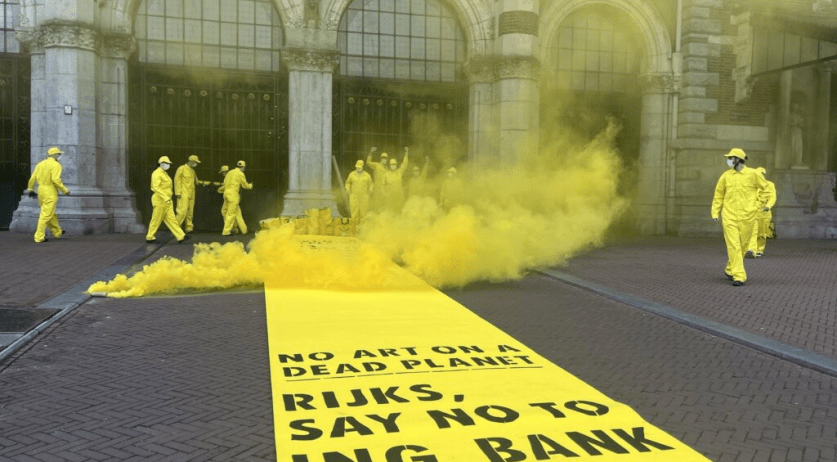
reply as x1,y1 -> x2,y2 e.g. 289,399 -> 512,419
88,112 -> 627,297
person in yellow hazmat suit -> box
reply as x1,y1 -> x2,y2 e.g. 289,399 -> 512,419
711,148 -> 770,286
365,147 -> 389,211
174,154 -> 211,233
380,148 -> 410,212
439,166 -> 465,211
222,160 -> 253,236
344,160 -> 373,220
746,167 -> 777,258
406,156 -> 430,198
216,165 -> 237,234
23,147 -> 70,243
146,156 -> 190,244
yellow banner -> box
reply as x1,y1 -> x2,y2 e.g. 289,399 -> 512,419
265,264 -> 709,462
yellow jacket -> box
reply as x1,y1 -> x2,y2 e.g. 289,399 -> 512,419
345,170 -> 373,197
150,167 -> 174,206
28,157 -> 69,197
711,166 -> 770,222
223,168 -> 253,198
174,164 -> 207,198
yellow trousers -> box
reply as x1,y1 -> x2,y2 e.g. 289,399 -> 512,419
723,218 -> 754,282
175,193 -> 195,232
222,195 -> 247,235
146,199 -> 185,241
35,192 -> 62,242
747,211 -> 772,255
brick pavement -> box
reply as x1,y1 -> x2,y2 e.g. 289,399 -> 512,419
1,233 -> 836,461
0,231 -> 150,308
552,237 -> 837,359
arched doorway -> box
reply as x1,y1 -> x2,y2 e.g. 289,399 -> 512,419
0,0 -> 30,230
332,0 -> 470,199
542,6 -> 643,196
128,0 -> 288,232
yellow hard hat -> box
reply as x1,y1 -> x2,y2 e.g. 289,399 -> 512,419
219,165 -> 229,173
188,155 -> 201,163
380,152 -> 389,158
724,148 -> 747,161
158,156 -> 172,164
389,158 -> 397,165
47,147 -> 64,156
448,167 -> 457,174
237,160 -> 246,167
355,160 -> 364,168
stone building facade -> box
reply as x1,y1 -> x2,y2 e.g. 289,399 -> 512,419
2,0 -> 836,238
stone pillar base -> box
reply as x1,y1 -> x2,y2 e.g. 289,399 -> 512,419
281,189 -> 338,217
9,188 -> 144,235
772,170 -> 837,238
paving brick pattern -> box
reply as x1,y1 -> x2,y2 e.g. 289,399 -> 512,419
0,232 -> 147,307
446,275 -> 837,462
2,234 -> 837,461
0,292 -> 274,462
556,237 -> 837,358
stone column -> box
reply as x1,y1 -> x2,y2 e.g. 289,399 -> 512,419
280,48 -> 339,216
812,63 -> 833,171
100,34 -> 144,232
493,56 -> 540,165
776,69 -> 794,170
637,74 -> 678,235
10,20 -> 112,235
492,1 -> 540,165
464,57 -> 495,164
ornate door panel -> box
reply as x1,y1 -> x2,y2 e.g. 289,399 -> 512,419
0,57 -> 30,230
129,65 -> 288,231
332,78 -> 468,185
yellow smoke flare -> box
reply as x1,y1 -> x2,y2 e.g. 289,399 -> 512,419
88,118 -> 627,297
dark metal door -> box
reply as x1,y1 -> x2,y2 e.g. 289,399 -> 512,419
0,57 -> 30,230
129,65 -> 288,232
332,78 -> 468,212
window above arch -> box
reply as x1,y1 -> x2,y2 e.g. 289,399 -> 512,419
337,0 -> 467,82
551,7 -> 642,93
0,0 -> 21,54
134,0 -> 284,72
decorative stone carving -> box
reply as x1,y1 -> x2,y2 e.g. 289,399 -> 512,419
463,57 -> 494,84
494,56 -> 540,80
14,29 -> 44,54
40,21 -> 102,52
281,48 -> 339,72
101,34 -> 137,60
640,74 -> 681,94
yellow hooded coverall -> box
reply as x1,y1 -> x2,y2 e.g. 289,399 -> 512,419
711,166 -> 769,282
222,168 -> 252,235
147,167 -> 186,241
365,154 -> 389,211
345,169 -> 373,219
28,156 -> 69,242
747,179 -> 777,255
380,156 -> 409,212
174,163 -> 208,232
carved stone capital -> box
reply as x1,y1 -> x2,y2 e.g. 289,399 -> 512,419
463,57 -> 495,84
494,56 -> 540,80
281,48 -> 339,72
101,34 -> 137,60
14,29 -> 44,54
640,73 -> 680,94
40,21 -> 102,52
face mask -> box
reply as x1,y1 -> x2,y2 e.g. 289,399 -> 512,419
390,164 -> 397,170
356,168 -> 363,174
162,163 -> 170,170
726,158 -> 735,168
55,155 -> 61,162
